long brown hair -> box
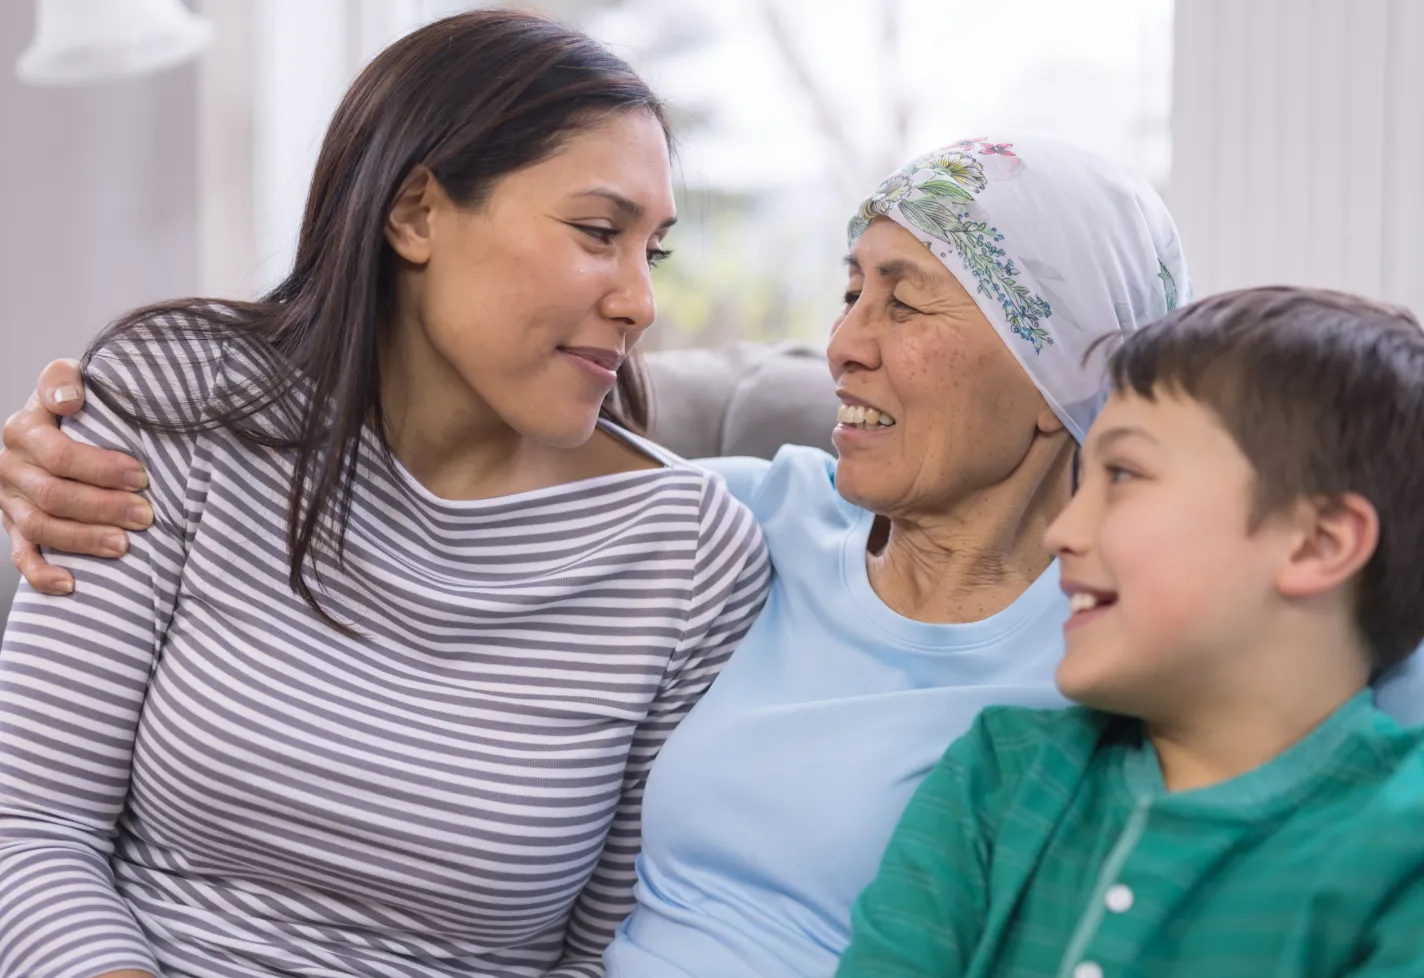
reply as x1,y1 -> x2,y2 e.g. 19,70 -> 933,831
84,10 -> 667,624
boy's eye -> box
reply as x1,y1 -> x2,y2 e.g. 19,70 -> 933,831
1106,465 -> 1137,484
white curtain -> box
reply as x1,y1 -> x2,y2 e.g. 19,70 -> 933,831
1170,0 -> 1424,315
197,0 -> 479,298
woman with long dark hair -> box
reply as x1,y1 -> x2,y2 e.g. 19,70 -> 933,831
0,11 -> 768,978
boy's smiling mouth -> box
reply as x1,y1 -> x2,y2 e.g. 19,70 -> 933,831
1062,582 -> 1118,629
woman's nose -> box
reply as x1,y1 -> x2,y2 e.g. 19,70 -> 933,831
826,299 -> 881,380
601,262 -> 657,331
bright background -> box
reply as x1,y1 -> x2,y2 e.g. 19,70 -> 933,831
3,0 -> 1423,610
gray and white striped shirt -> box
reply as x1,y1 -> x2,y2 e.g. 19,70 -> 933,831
0,330 -> 769,978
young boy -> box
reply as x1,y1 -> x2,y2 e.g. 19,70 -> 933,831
836,286 -> 1424,978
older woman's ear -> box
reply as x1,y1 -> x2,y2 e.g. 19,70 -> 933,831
1036,403 -> 1067,435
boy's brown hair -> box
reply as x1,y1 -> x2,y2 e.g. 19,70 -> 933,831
1105,286 -> 1424,673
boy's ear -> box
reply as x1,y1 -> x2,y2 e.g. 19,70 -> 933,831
385,166 -> 439,265
1275,492 -> 1379,599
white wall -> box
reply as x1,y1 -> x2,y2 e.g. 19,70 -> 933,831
1171,0 -> 1424,314
0,3 -> 200,622
0,0 -> 458,625
201,0 -> 472,298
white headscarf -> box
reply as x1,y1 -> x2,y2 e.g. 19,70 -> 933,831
848,135 -> 1189,443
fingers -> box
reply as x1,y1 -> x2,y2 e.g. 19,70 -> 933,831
11,459 -> 152,530
0,489 -> 129,560
0,359 -> 142,599
4,513 -> 74,595
5,404 -> 148,491
5,363 -> 146,492
37,358 -> 86,416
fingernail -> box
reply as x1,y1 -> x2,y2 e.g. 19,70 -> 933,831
52,386 -> 80,405
127,502 -> 153,527
123,470 -> 149,491
54,579 -> 74,595
103,531 -> 129,556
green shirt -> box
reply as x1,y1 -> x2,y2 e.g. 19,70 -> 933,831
837,692 -> 1424,978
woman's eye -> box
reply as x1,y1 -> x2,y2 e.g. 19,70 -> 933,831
647,248 -> 673,269
573,224 -> 617,244
843,290 -> 862,306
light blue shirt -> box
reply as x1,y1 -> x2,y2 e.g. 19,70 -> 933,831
604,445 -> 1424,978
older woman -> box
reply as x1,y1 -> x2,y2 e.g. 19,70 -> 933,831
4,136 -> 1422,978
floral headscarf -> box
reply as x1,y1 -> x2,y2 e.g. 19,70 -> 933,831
848,135 -> 1190,443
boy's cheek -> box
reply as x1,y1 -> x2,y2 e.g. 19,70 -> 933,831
1057,602 -> 1203,713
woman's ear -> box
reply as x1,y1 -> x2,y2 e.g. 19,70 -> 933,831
385,166 -> 438,264
1036,402 -> 1066,436
1276,492 -> 1380,599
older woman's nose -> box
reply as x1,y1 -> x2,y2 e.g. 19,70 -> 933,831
827,300 -> 882,379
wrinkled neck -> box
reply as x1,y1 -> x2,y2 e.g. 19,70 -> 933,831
867,435 -> 1073,623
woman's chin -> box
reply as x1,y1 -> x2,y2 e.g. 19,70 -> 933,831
832,456 -> 898,512
515,406 -> 603,450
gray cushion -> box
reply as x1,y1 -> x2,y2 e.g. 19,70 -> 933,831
643,341 -> 838,460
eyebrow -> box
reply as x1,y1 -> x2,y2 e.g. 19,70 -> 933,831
842,255 -> 934,287
1089,425 -> 1161,456
574,189 -> 678,229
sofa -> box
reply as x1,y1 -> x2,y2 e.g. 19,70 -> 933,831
641,340 -> 837,460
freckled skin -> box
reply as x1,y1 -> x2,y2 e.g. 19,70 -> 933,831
828,218 -> 1054,521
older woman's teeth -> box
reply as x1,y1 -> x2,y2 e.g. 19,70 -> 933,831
836,404 -> 896,428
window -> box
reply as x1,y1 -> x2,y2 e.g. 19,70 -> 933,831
224,0 -> 1174,348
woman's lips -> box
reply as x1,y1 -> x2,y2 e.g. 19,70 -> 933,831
560,347 -> 623,388
831,422 -> 894,451
834,389 -> 897,429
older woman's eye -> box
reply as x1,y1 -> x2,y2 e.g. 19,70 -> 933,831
890,297 -> 920,314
